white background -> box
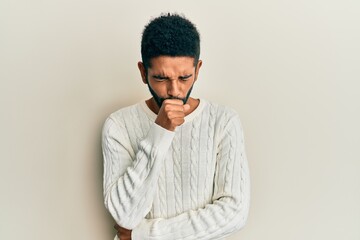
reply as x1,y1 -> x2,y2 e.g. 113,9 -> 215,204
1,0 -> 359,239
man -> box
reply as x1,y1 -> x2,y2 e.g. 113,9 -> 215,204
102,13 -> 250,240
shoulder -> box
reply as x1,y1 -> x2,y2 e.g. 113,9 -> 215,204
102,102 -> 142,136
202,99 -> 240,125
202,100 -> 245,141
109,103 -> 141,122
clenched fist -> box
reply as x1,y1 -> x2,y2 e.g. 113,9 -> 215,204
155,99 -> 190,131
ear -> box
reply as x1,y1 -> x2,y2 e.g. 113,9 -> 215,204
194,60 -> 203,82
138,61 -> 147,84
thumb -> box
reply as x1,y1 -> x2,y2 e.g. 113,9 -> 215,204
183,104 -> 190,112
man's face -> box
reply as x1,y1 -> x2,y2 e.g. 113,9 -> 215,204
138,56 -> 202,108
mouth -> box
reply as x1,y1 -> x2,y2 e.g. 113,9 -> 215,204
147,82 -> 194,108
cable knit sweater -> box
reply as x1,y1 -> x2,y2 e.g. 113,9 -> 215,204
102,99 -> 250,240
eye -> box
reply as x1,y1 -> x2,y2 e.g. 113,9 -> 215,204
179,75 -> 192,81
153,75 -> 168,82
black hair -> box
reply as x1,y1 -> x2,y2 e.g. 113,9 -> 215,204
141,13 -> 201,70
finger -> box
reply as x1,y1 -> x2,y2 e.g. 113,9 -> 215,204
167,111 -> 186,119
172,118 -> 186,126
163,104 -> 187,113
163,99 -> 184,105
183,104 -> 190,112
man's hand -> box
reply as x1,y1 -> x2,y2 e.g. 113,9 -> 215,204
155,99 -> 190,131
114,224 -> 132,240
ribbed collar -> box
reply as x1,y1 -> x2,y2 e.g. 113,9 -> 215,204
139,98 -> 207,124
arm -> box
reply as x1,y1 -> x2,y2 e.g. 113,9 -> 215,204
131,115 -> 250,240
102,116 -> 175,229
103,99 -> 189,230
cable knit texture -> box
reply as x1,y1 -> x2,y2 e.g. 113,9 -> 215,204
102,99 -> 250,240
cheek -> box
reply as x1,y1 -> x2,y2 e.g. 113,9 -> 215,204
149,81 -> 166,94
184,79 -> 195,88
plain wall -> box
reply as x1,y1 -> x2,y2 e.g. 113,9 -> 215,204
1,0 -> 359,239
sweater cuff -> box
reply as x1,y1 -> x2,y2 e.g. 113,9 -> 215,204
146,122 -> 175,151
131,219 -> 151,240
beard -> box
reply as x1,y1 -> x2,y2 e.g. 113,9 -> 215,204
147,81 -> 194,108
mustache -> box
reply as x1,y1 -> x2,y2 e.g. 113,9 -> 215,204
147,83 -> 193,108
162,96 -> 186,101
156,95 -> 187,106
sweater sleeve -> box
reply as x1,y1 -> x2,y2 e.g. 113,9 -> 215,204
102,116 -> 175,229
131,115 -> 251,240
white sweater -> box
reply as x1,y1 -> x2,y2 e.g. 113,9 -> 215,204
102,99 -> 250,240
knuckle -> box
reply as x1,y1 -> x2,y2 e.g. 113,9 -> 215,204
164,104 -> 171,112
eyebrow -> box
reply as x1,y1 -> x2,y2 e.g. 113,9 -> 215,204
180,74 -> 193,78
152,75 -> 170,79
152,74 -> 193,79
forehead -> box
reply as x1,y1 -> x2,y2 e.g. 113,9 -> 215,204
148,56 -> 195,74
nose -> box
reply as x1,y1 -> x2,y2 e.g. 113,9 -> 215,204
167,80 -> 180,98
